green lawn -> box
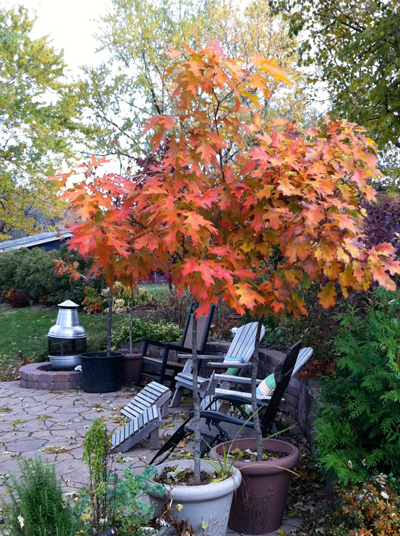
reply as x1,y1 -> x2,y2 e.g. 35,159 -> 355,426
0,305 -> 125,376
138,283 -> 169,298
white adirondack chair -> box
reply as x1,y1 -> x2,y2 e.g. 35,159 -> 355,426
169,322 -> 266,407
203,346 -> 314,410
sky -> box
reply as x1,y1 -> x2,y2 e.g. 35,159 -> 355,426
6,0 -> 110,76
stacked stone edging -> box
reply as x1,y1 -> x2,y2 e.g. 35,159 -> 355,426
258,348 -> 322,449
20,362 -> 82,390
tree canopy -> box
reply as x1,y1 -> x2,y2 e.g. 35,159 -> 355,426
0,6 -> 85,238
271,0 -> 400,150
82,0 -> 313,162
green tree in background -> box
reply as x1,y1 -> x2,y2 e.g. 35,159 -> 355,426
203,0 -> 315,127
83,0 -> 313,162
0,6 -> 86,238
271,0 -> 400,150
82,0 -> 206,160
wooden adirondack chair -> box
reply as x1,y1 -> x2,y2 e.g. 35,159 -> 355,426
169,322 -> 266,407
137,304 -> 215,386
149,340 -> 303,465
206,346 -> 314,408
196,340 -> 303,450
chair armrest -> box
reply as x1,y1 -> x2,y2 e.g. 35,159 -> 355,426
208,362 -> 253,369
142,339 -> 168,348
177,354 -> 226,360
214,374 -> 262,385
214,393 -> 269,407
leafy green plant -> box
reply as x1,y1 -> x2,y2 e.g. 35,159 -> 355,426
1,456 -> 81,536
0,246 -> 104,306
314,287 -> 400,484
81,418 -> 164,535
112,317 -> 183,349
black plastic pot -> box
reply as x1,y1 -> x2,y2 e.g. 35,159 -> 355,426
80,352 -> 123,393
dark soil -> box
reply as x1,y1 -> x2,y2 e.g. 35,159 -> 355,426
228,447 -> 288,462
155,465 -> 219,486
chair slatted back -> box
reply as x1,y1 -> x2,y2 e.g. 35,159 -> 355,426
261,340 -> 302,436
292,347 -> 313,378
226,322 -> 266,363
182,304 -> 215,353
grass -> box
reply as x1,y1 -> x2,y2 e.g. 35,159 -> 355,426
138,283 -> 170,298
0,305 -> 126,376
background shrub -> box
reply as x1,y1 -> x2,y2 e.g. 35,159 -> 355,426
10,292 -> 29,308
240,283 -> 340,365
0,246 -> 104,306
112,316 -> 183,348
314,287 -> 400,484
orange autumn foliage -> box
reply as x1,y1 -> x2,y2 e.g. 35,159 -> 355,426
56,42 -> 400,319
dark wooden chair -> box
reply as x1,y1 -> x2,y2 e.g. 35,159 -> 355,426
137,303 -> 215,386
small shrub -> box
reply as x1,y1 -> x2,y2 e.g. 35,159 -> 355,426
112,317 -> 183,348
80,419 -> 163,534
10,292 -> 29,308
82,285 -> 103,314
314,287 -> 400,484
4,287 -> 15,302
152,287 -> 193,327
1,456 -> 81,536
322,474 -> 400,535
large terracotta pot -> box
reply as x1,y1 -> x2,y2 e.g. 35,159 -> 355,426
146,459 -> 242,536
210,438 -> 299,534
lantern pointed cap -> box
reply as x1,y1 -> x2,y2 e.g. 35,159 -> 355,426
58,300 -> 79,308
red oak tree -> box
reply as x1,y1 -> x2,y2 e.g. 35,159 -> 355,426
57,42 -> 399,471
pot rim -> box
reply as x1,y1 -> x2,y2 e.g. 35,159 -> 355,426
80,351 -> 124,359
147,458 -> 242,501
210,438 -> 300,475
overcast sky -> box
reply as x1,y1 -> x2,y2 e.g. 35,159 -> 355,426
7,0 -> 110,76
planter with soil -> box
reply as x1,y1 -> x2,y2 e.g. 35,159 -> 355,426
80,352 -> 123,393
210,438 -> 300,534
146,459 -> 242,536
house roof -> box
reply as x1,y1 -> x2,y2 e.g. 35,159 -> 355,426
0,231 -> 72,252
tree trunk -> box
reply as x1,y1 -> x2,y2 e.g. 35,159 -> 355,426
107,289 -> 113,357
191,302 -> 201,483
129,291 -> 134,354
251,316 -> 264,462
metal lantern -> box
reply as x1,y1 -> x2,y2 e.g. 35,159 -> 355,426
47,300 -> 87,370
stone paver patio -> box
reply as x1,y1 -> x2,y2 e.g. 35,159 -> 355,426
0,380 -> 303,536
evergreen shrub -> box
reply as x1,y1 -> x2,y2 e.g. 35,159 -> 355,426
314,287 -> 400,484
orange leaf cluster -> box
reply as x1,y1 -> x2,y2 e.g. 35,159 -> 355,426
57,42 -> 399,316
